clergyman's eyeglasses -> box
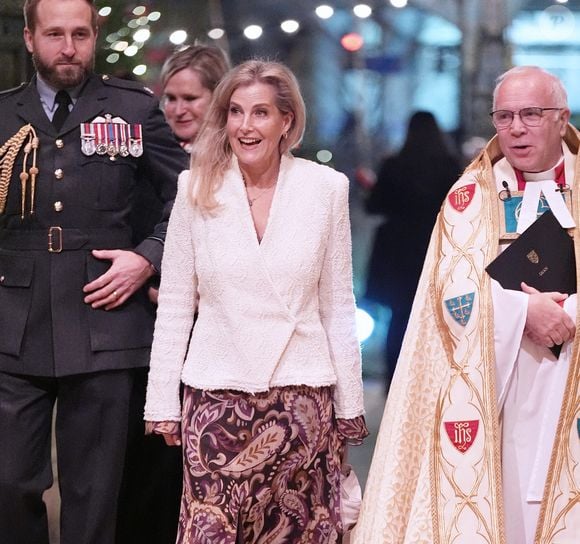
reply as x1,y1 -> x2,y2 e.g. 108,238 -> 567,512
490,107 -> 563,129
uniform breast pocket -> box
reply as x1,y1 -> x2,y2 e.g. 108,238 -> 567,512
80,155 -> 138,210
0,252 -> 34,356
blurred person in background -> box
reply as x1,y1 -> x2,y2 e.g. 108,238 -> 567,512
118,45 -> 230,544
161,44 -> 231,154
364,111 -> 461,388
144,59 -> 368,543
131,44 -> 230,249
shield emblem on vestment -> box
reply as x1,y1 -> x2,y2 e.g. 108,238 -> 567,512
444,420 -> 479,453
448,183 -> 476,212
444,293 -> 475,326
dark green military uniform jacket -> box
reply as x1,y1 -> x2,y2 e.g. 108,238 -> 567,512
0,73 -> 188,376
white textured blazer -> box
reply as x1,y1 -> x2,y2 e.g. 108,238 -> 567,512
144,154 -> 365,422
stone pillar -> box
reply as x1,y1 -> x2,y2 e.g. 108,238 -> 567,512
413,0 -> 516,141
457,0 -> 510,141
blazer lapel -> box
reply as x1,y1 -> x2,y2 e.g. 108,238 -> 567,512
15,81 -> 54,136
219,163 -> 295,322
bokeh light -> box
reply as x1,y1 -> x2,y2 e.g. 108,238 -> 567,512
244,25 -> 263,40
123,45 -> 139,57
208,27 -> 225,40
169,30 -> 188,45
315,5 -> 334,19
316,149 -> 333,163
133,28 -> 151,43
133,64 -> 147,76
281,20 -> 300,34
341,33 -> 364,52
353,4 -> 372,18
356,308 -> 375,343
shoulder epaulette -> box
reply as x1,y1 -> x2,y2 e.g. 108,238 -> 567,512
100,74 -> 155,96
0,82 -> 27,101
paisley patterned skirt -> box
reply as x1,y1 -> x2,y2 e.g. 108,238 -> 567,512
177,385 -> 364,544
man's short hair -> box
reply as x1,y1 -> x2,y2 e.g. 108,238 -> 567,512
23,0 -> 98,33
493,66 -> 568,109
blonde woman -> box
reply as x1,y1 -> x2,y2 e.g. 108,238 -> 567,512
160,44 -> 230,153
145,60 -> 367,543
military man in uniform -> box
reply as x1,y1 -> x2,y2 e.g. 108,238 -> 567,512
0,1 -> 188,542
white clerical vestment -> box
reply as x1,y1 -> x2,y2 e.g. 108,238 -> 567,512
493,157 -> 576,544
354,127 -> 580,544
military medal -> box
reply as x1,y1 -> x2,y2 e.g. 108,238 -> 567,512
80,123 -> 96,156
95,122 -> 107,155
128,124 -> 143,157
107,122 -> 117,157
118,124 -> 129,157
86,115 -> 137,158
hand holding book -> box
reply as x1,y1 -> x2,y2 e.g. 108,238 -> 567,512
519,281 -> 575,357
486,210 -> 576,357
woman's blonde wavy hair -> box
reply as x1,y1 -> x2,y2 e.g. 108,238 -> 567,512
189,59 -> 306,211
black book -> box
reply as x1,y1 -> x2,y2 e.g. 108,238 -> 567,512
486,210 -> 576,357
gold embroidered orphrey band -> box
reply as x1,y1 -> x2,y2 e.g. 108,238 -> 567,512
431,142 -> 505,543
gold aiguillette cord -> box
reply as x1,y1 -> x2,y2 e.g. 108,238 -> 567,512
0,124 -> 39,218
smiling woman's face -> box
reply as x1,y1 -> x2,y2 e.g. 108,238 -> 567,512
226,82 -> 293,174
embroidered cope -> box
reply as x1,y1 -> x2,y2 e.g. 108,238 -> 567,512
354,126 -> 580,544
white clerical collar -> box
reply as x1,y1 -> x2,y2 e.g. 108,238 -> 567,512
522,156 -> 564,182
517,155 -> 574,233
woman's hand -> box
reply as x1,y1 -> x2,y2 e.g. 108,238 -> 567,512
145,420 -> 182,446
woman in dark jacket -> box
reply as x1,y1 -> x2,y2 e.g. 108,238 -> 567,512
365,111 -> 461,383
